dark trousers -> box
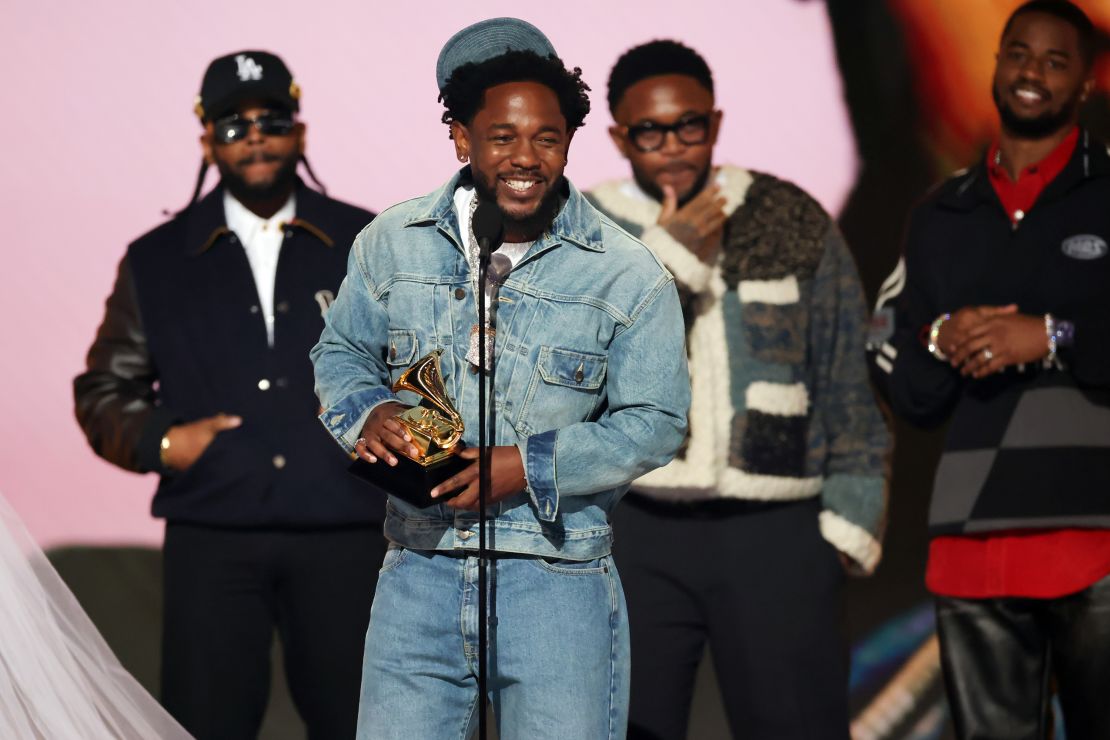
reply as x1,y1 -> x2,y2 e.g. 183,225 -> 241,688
935,574 -> 1110,740
612,494 -> 849,740
161,523 -> 387,740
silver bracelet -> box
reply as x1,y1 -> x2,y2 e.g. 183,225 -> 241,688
1044,313 -> 1059,368
928,313 -> 951,361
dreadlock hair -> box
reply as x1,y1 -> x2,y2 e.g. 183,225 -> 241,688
607,40 -> 714,115
439,50 -> 591,135
1002,0 -> 1098,69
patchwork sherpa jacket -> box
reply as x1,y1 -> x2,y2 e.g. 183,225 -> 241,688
588,166 -> 889,573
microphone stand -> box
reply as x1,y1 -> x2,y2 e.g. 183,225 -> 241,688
476,243 -> 490,740
473,203 -> 505,740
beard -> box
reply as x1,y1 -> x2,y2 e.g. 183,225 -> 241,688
993,83 -> 1082,139
632,163 -> 712,207
473,171 -> 564,240
216,151 -> 299,204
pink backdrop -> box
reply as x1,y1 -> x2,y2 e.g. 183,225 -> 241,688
1,1 -> 856,548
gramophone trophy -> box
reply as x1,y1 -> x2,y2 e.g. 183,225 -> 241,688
347,350 -> 469,508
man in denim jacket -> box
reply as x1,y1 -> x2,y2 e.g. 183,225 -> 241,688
310,19 -> 688,740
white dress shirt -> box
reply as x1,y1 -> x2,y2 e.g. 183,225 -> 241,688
223,191 -> 296,346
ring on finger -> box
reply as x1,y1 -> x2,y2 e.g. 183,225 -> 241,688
355,437 -> 367,447
982,348 -> 993,361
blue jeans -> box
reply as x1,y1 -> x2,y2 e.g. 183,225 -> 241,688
356,547 -> 630,739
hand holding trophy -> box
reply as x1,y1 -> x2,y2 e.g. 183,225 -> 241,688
348,350 -> 470,507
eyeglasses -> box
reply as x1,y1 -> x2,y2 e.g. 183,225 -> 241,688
213,112 -> 296,144
625,113 -> 712,153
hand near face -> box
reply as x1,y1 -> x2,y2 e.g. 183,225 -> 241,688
162,413 -> 242,471
353,402 -> 421,466
431,446 -> 527,511
950,311 -> 1049,378
657,182 -> 728,264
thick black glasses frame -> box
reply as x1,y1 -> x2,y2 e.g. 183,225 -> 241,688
626,113 -> 712,153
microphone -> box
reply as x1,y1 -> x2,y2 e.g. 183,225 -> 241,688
473,199 -> 504,263
487,253 -> 512,288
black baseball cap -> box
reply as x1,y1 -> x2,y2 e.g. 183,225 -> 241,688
194,50 -> 301,122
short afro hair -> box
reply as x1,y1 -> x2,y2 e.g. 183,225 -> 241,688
607,40 -> 714,115
1002,0 -> 1097,69
439,50 -> 591,133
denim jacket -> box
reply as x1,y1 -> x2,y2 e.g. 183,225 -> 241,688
311,172 -> 689,560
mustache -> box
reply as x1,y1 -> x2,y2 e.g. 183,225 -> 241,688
235,151 -> 284,167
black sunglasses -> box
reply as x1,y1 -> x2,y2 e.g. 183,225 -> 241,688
213,112 -> 296,144
626,113 -> 712,153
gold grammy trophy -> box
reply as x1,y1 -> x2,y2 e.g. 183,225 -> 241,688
347,350 -> 469,508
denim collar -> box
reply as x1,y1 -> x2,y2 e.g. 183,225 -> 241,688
402,168 -> 605,253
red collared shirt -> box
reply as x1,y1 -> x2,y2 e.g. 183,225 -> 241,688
927,126 -> 1110,599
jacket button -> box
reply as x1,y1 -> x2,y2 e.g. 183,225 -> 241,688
276,300 -> 290,314
250,305 -> 260,314
258,379 -> 271,391
390,346 -> 397,360
272,454 -> 287,469
454,288 -> 466,300
468,364 -> 478,374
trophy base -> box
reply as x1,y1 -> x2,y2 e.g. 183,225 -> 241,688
347,450 -> 470,509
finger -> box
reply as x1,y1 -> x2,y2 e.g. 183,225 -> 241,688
430,463 -> 478,499
378,429 -> 420,461
979,304 -> 1019,317
950,334 -> 993,368
684,189 -> 723,221
445,481 -> 481,510
380,418 -> 412,442
354,438 -> 377,464
366,437 -> 394,465
959,343 -> 996,376
970,348 -> 1004,378
457,447 -> 480,461
697,211 -> 729,238
206,413 -> 242,431
658,185 -> 678,223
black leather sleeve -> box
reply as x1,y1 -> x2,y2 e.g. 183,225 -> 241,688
73,255 -> 177,473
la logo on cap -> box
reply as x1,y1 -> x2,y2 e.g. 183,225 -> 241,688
235,54 -> 263,82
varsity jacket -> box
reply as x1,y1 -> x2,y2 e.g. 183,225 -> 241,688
74,181 -> 385,528
589,166 -> 889,573
872,130 -> 1110,536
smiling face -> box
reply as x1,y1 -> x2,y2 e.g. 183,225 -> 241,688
992,11 -> 1093,139
451,81 -> 572,242
608,73 -> 721,204
202,101 -> 304,204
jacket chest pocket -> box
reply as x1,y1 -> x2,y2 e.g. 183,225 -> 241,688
386,329 -> 419,383
514,346 -> 607,436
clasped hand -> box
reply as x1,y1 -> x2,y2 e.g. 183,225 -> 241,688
935,304 -> 1049,378
354,402 -> 526,510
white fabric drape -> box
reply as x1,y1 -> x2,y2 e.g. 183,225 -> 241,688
0,494 -> 191,739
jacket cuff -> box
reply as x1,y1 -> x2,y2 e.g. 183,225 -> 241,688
522,430 -> 559,522
319,387 -> 401,453
819,510 -> 882,575
136,406 -> 182,474
640,225 -> 713,292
